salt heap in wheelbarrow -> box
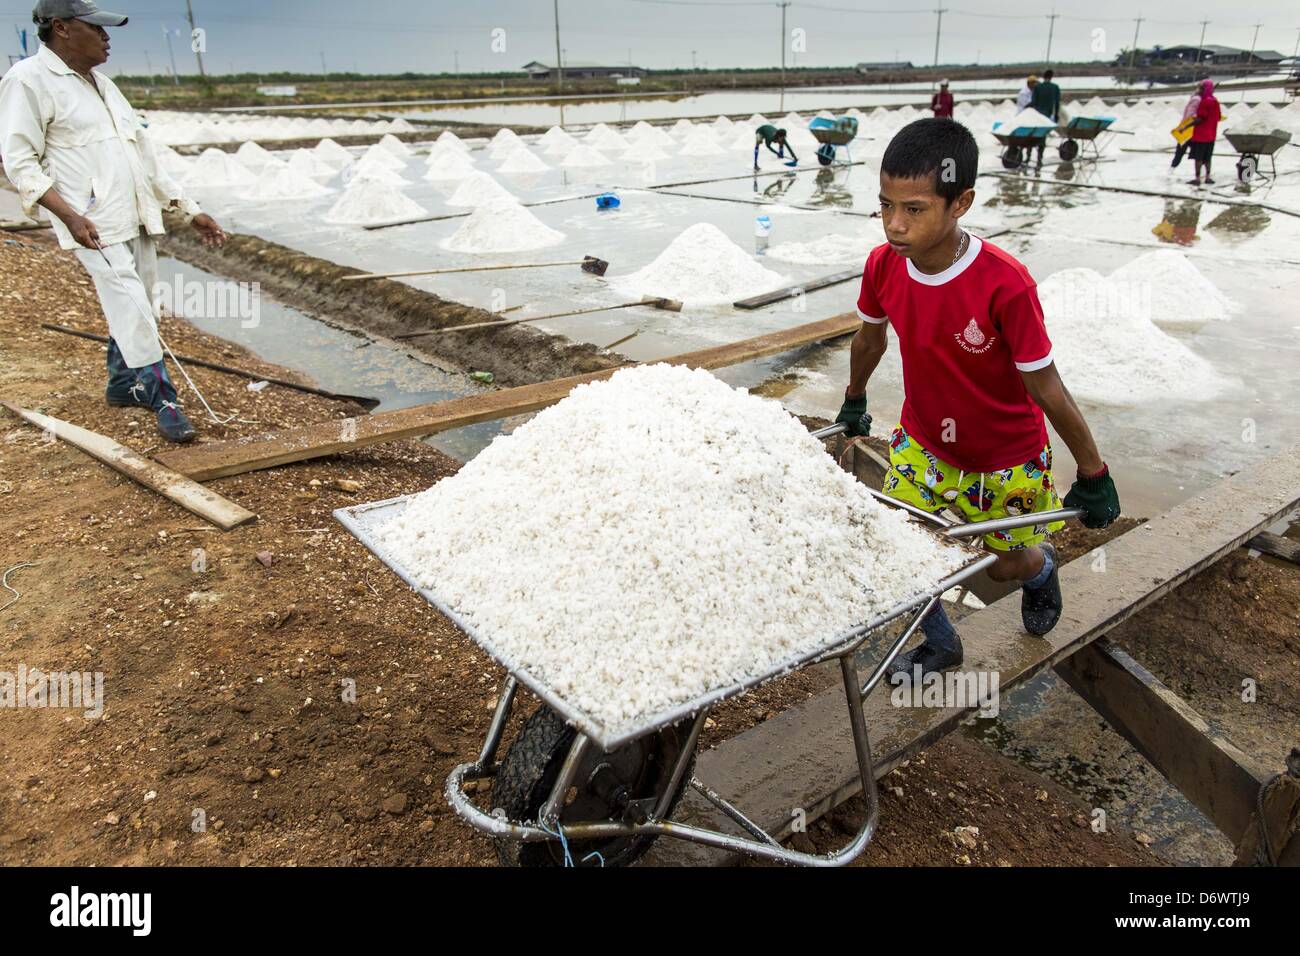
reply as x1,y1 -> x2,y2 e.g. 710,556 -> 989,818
375,364 -> 968,737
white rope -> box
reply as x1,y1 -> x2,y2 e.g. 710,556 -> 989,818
92,239 -> 235,426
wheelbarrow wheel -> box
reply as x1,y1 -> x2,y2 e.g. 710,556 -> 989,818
1058,138 -> 1079,161
491,705 -> 697,867
1000,146 -> 1022,169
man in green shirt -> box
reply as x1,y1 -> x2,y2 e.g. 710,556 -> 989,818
754,124 -> 798,169
1028,69 -> 1061,165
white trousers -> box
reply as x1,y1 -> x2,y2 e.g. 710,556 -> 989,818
73,234 -> 164,368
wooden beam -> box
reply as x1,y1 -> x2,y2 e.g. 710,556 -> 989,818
1,402 -> 257,531
1054,639 -> 1270,844
734,269 -> 861,310
647,442 -> 1300,864
157,312 -> 861,481
1244,531 -> 1300,566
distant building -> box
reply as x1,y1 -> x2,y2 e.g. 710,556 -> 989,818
1136,44 -> 1284,67
855,61 -> 914,73
522,61 -> 646,80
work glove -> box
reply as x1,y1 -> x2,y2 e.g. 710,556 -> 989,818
835,393 -> 871,437
1064,464 -> 1121,529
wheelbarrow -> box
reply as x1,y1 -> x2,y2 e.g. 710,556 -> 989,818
810,116 -> 859,166
1224,129 -> 1292,184
1055,115 -> 1120,162
992,121 -> 1055,169
333,421 -> 1082,866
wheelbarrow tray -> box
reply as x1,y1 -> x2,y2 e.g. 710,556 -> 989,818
1059,116 -> 1116,139
334,493 -> 990,753
1224,129 -> 1292,156
809,116 -> 859,146
992,125 -> 1054,146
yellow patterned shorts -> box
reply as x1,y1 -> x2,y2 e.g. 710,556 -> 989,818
882,423 -> 1065,552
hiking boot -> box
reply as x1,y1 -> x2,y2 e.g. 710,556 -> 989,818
1021,543 -> 1062,636
156,400 -> 196,443
886,640 -> 964,682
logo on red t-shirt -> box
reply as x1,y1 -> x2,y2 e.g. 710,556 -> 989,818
955,317 -> 996,354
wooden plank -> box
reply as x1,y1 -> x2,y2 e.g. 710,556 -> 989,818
157,312 -> 861,481
1,402 -> 257,531
1054,639 -> 1270,844
647,443 -> 1300,864
1245,531 -> 1300,566
734,269 -> 861,310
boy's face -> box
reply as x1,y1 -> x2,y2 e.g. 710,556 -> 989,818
878,172 -> 974,261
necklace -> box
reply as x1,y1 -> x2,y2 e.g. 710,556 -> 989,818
952,229 -> 968,266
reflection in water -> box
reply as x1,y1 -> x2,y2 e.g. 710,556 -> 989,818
1053,161 -> 1076,181
809,167 -> 856,209
759,172 -> 797,199
1151,198 -> 1203,245
1205,202 -> 1271,239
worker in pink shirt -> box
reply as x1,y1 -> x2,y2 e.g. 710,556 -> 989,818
1187,79 -> 1222,187
930,79 -> 954,118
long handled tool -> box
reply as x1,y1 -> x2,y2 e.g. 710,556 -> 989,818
396,296 -> 683,339
340,255 -> 610,283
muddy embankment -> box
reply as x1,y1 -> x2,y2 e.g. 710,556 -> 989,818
161,228 -> 629,388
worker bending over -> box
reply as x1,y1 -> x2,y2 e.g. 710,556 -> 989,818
754,124 -> 798,169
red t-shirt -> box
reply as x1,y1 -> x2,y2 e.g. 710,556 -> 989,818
856,235 -> 1053,472
931,91 -> 954,118
1191,94 -> 1220,143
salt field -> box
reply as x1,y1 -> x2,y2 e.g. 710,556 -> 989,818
159,94 -> 1300,521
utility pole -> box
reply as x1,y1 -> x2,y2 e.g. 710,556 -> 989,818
144,48 -> 154,85
319,51 -> 327,75
162,24 -> 179,86
932,7 -> 947,69
454,50 -> 459,74
185,0 -> 204,78
1127,16 -> 1144,71
552,0 -> 563,94
1194,19 -> 1208,69
1045,11 -> 1058,64
1243,22 -> 1262,100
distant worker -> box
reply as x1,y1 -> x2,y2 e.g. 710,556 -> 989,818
1186,78 -> 1223,187
754,124 -> 798,169
1030,69 -> 1061,123
0,0 -> 227,443
1016,75 -> 1039,112
930,79 -> 954,118
1170,85 -> 1202,169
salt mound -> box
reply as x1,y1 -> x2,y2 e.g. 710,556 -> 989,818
314,138 -> 355,166
678,129 -> 726,156
422,147 -> 478,181
240,162 -> 332,201
347,154 -> 409,186
358,143 -> 406,169
185,147 -> 255,187
235,140 -> 275,169
377,133 -> 412,158
441,197 -> 564,253
585,123 -> 630,151
389,118 -> 416,133
436,129 -> 471,152
1036,267 -> 1226,405
671,119 -> 695,136
287,148 -> 338,179
994,107 -> 1059,130
1107,250 -> 1237,326
620,142 -> 671,162
765,232 -> 875,265
325,180 -> 427,225
540,127 -> 580,156
496,148 -> 551,174
374,363 -> 966,735
614,222 -> 787,307
559,143 -> 613,168
445,171 -> 515,207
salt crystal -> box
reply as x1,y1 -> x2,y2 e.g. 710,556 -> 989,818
613,222 -> 786,307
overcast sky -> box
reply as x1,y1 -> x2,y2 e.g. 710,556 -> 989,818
3,0 -> 1298,77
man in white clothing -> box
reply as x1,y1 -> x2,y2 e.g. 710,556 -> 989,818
1015,75 -> 1038,112
0,0 -> 227,442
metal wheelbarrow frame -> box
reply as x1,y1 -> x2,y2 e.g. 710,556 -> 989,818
333,421 -> 1081,866
810,116 -> 859,166
992,122 -> 1055,170
1223,129 -> 1292,184
1055,116 -> 1118,162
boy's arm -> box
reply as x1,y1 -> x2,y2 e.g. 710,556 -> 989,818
1020,363 -> 1121,527
835,322 -> 887,435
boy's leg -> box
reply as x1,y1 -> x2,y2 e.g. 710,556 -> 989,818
879,425 -> 967,678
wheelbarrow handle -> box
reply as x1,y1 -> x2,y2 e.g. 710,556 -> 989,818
808,422 -> 1086,533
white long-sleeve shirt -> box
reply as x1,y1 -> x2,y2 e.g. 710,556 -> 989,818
0,44 -> 201,251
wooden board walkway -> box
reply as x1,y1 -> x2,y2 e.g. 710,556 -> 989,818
647,442 -> 1300,864
158,312 -> 860,481
1,402 -> 257,531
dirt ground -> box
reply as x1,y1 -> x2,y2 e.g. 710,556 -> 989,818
0,231 -> 1287,868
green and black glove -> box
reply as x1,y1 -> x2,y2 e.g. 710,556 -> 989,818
1064,464 -> 1121,529
835,392 -> 872,437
